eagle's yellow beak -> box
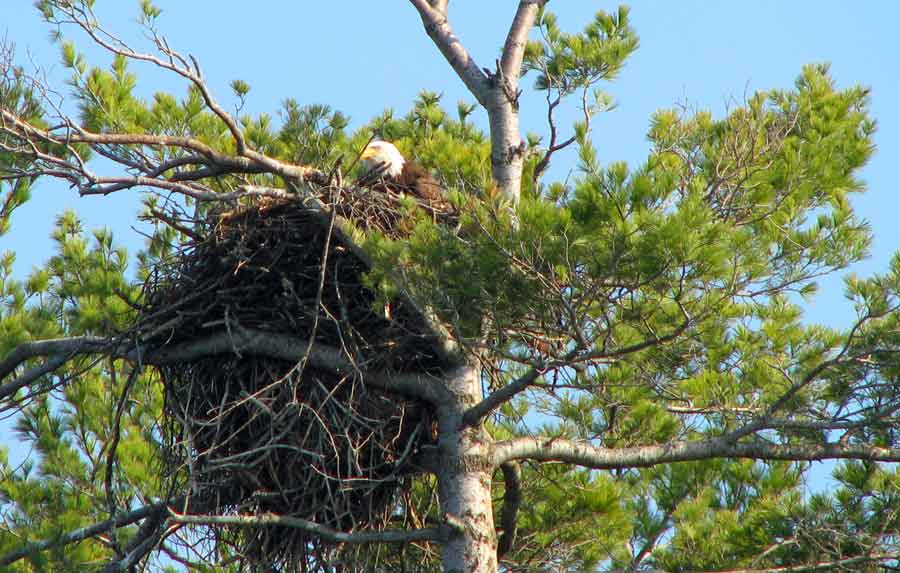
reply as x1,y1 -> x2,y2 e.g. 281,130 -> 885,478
360,146 -> 376,160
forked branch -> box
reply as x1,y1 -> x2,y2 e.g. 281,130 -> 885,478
408,0 -> 490,106
409,0 -> 546,202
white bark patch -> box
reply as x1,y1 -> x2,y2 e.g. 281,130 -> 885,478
437,366 -> 499,573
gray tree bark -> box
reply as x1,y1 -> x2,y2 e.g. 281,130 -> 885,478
436,364 -> 498,573
406,4 -> 547,570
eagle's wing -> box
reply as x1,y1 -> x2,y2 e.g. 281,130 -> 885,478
399,162 -> 444,202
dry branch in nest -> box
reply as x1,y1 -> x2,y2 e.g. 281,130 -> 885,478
139,185 -> 456,569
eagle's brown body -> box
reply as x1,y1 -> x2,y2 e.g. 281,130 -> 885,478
393,161 -> 443,202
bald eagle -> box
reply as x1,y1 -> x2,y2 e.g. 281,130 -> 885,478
358,140 -> 443,203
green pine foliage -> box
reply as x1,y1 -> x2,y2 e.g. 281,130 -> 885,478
361,59 -> 897,570
0,212 -> 164,571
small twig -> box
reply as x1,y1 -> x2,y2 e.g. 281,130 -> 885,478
146,208 -> 201,240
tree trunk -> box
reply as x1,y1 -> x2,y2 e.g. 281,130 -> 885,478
487,88 -> 525,205
409,0 -> 537,206
437,364 -> 498,573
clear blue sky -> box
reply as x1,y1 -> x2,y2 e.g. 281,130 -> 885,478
2,2 -> 898,475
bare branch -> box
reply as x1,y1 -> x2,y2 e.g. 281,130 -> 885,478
0,354 -> 71,408
100,502 -> 169,573
496,461 -> 521,559
0,327 -> 452,407
0,335 -> 109,379
0,107 -> 328,191
532,94 -> 577,185
0,497 -> 446,568
99,517 -> 168,573
667,404 -> 762,416
169,511 -> 445,545
409,0 -> 489,106
500,1 -> 545,87
462,365 -> 543,427
493,436 -> 900,469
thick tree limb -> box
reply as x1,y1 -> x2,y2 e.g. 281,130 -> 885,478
408,0 -> 489,106
500,1 -> 544,88
169,511 -> 445,545
0,336 -> 110,406
0,353 -> 72,407
0,336 -> 109,379
0,337 -> 114,405
410,0 -> 545,202
0,500 -> 169,568
493,436 -> 900,469
0,327 -> 452,406
143,326 -> 452,405
425,0 -> 448,14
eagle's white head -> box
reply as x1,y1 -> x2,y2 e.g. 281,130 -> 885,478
360,140 -> 406,178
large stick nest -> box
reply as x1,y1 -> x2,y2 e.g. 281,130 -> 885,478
140,185 -> 456,569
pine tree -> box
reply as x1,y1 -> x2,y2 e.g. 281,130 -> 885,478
2,2 -> 900,572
